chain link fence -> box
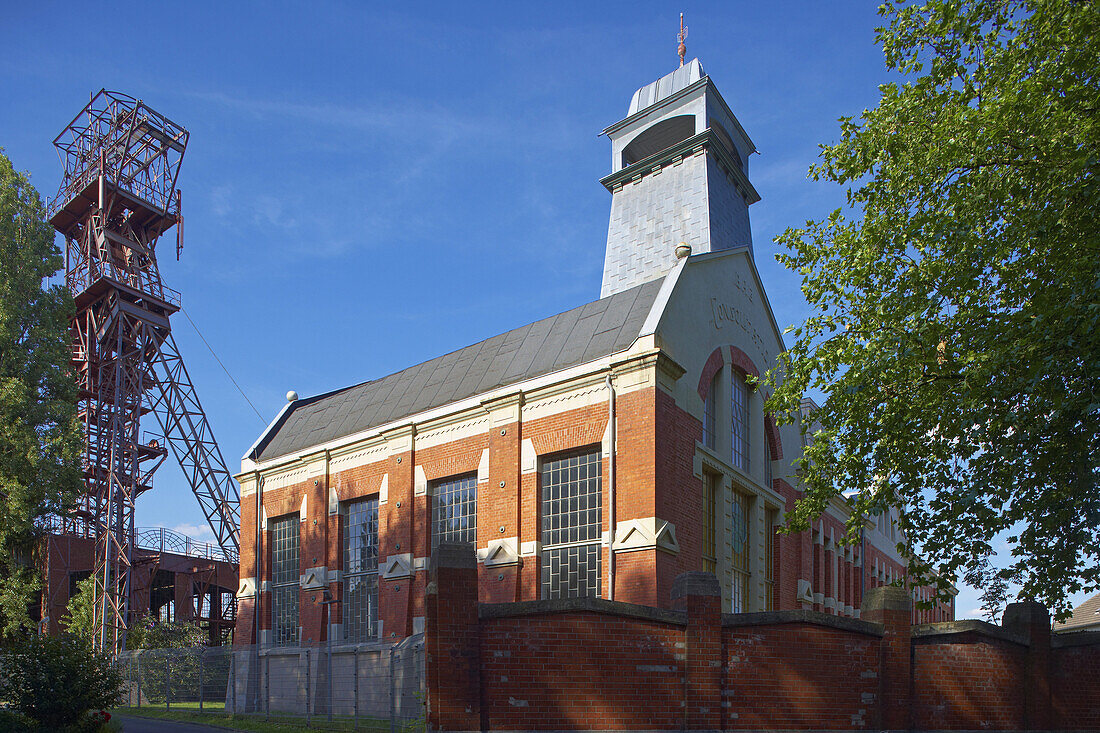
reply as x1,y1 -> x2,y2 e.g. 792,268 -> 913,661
117,634 -> 424,730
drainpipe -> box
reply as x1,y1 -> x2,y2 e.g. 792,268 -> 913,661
254,471 -> 263,647
606,374 -> 616,601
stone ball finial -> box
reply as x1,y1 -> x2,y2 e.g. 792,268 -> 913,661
286,390 -> 299,403
675,242 -> 692,259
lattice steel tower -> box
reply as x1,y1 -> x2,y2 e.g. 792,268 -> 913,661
49,90 -> 240,654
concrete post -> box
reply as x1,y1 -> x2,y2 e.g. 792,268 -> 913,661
1002,601 -> 1052,730
861,585 -> 912,732
425,542 -> 481,732
671,571 -> 722,732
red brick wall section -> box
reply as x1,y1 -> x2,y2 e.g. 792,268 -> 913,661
1052,635 -> 1100,730
480,610 -> 686,731
910,630 -> 1027,731
724,623 -> 879,729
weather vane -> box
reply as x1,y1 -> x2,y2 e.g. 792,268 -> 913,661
677,12 -> 688,67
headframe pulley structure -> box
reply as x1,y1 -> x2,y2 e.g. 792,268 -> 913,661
50,89 -> 240,655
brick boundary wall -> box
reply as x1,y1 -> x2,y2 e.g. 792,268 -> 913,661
426,542 -> 1100,732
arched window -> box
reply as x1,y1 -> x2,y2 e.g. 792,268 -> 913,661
702,371 -> 719,449
764,414 -> 773,488
730,369 -> 750,472
621,115 -> 696,168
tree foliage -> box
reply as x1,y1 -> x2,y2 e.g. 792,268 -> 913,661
765,0 -> 1099,617
0,149 -> 81,637
63,575 -> 97,643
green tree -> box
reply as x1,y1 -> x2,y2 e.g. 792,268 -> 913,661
63,575 -> 97,642
766,0 -> 1099,618
0,149 -> 81,637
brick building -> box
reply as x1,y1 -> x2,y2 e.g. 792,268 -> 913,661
232,58 -> 952,649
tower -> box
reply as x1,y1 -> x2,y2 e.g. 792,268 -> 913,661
599,58 -> 760,297
50,90 -> 240,654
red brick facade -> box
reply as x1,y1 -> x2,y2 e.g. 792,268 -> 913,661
235,347 -> 950,647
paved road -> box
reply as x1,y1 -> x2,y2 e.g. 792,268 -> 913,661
116,714 -> 231,732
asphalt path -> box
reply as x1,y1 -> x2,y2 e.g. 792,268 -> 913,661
116,714 -> 234,732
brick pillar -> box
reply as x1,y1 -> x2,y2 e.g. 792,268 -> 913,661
862,585 -> 911,732
425,542 -> 481,732
174,571 -> 194,621
671,571 -> 721,732
1003,601 -> 1052,730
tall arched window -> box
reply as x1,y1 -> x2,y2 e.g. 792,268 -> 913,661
764,415 -> 773,488
702,371 -> 719,450
730,369 -> 750,472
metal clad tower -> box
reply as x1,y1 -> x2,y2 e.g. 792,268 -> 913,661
50,90 -> 240,653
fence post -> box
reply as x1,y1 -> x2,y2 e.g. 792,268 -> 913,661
390,646 -> 397,733
265,654 -> 270,721
165,654 -> 171,712
199,649 -> 205,713
354,647 -> 360,730
306,648 -> 311,727
136,653 -> 142,708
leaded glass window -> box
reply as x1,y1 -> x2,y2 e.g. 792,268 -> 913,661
730,490 -> 750,613
541,449 -> 602,599
764,507 -> 778,611
731,370 -> 750,472
702,473 -> 718,573
343,497 -> 378,642
764,415 -> 773,488
432,474 -> 477,549
702,371 -> 719,449
270,515 -> 300,646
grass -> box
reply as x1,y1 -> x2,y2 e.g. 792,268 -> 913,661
112,705 -> 410,732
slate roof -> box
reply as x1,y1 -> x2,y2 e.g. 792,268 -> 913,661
253,279 -> 664,462
1054,592 -> 1100,632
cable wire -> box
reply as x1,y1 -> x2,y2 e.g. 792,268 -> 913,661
180,307 -> 266,424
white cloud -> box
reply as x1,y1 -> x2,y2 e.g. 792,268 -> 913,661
169,522 -> 216,544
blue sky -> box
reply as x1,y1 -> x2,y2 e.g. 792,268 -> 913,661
3,2 -> 1081,617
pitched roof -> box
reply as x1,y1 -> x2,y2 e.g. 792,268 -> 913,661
1054,592 -> 1100,632
253,279 -> 664,462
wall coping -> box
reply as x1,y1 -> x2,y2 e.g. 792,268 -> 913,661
479,598 -> 688,626
911,619 -> 1028,646
722,609 -> 884,637
1052,628 -> 1100,648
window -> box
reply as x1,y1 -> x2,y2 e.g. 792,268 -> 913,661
730,490 -> 750,613
763,416 -> 773,488
702,473 -> 718,573
731,370 -> 750,472
343,497 -> 379,642
541,449 -> 602,599
270,515 -> 300,646
764,507 -> 778,611
702,371 -> 719,449
432,474 -> 477,549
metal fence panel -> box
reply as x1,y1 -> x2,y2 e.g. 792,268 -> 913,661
116,634 -> 425,730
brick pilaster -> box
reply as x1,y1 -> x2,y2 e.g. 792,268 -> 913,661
671,571 -> 721,731
1003,601 -> 1052,730
425,542 -> 481,732
862,585 -> 911,732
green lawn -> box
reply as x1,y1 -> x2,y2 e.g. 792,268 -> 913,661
112,705 -> 416,732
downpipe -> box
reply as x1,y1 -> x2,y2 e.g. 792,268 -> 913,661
606,374 -> 616,601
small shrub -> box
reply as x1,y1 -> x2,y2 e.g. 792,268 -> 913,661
0,634 -> 122,730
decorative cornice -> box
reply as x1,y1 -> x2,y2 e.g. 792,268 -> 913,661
600,128 -> 760,205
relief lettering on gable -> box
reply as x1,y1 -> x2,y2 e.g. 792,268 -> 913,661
710,297 -> 766,359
